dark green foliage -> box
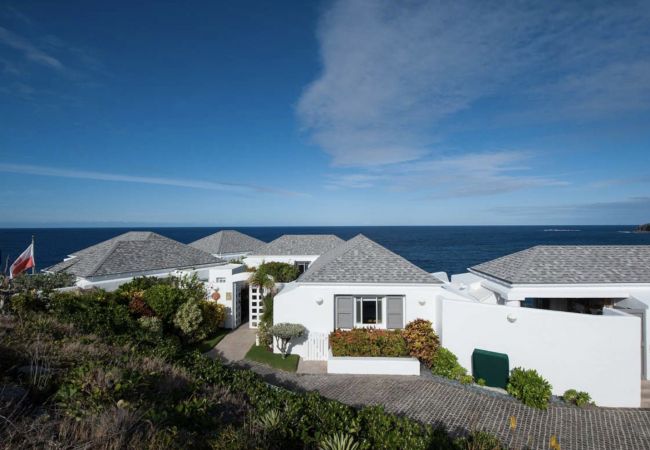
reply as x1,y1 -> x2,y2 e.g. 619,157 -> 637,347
11,272 -> 75,292
143,284 -> 185,325
257,294 -> 274,349
562,389 -> 593,407
507,367 -> 553,410
258,261 -> 300,282
116,276 -> 172,295
329,328 -> 409,357
431,347 -> 470,382
1,282 -> 505,450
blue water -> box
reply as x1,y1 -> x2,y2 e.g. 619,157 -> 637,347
0,226 -> 649,276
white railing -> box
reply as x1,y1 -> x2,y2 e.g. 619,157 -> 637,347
304,331 -> 329,361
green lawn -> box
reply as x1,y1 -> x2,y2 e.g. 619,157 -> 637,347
245,344 -> 300,372
194,328 -> 229,353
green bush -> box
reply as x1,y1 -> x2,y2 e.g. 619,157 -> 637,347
329,328 -> 409,357
200,301 -> 225,334
507,367 -> 553,410
144,284 -> 185,325
116,276 -> 170,296
11,272 -> 75,292
431,347 -> 469,381
270,322 -> 306,358
173,301 -> 206,343
172,274 -> 207,303
138,316 -> 163,337
258,262 -> 300,282
562,389 -> 593,407
402,319 -> 439,368
257,295 -> 274,349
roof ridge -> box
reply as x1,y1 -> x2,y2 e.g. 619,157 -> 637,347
86,240 -> 122,276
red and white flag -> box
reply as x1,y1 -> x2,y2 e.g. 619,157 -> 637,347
10,243 -> 35,279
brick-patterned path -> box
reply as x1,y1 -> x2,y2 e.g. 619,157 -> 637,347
236,361 -> 650,450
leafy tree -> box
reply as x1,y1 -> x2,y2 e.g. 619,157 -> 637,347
144,285 -> 185,325
270,323 -> 306,358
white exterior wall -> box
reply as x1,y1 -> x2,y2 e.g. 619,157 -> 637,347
207,264 -> 248,329
328,354 -> 420,375
441,298 -> 641,407
273,282 -> 446,360
76,264 -> 223,291
243,255 -> 320,269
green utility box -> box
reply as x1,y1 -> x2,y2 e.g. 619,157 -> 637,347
472,349 -> 509,389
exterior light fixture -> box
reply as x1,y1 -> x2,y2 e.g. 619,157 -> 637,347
507,313 -> 517,323
315,297 -> 324,305
418,299 -> 426,305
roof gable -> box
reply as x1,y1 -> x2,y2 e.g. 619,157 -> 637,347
299,234 -> 440,284
47,231 -> 224,278
189,230 -> 264,255
253,234 -> 344,256
470,245 -> 650,284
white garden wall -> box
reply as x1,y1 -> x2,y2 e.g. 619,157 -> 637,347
441,298 -> 641,407
328,354 -> 420,375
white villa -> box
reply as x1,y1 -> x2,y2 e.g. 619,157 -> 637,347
45,231 -> 226,290
44,230 -> 650,407
189,229 -> 265,261
270,238 -> 650,408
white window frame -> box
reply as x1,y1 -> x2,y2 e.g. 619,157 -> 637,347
355,296 -> 383,326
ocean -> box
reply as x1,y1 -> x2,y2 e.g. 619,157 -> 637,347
1,226 -> 649,276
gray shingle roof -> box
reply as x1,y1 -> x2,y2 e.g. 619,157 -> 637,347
253,234 -> 344,256
470,245 -> 650,284
189,230 -> 264,255
299,234 -> 441,284
46,231 -> 224,278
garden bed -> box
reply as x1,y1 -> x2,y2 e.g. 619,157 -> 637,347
245,344 -> 299,372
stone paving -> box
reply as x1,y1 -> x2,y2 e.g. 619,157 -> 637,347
206,322 -> 256,362
233,360 -> 650,450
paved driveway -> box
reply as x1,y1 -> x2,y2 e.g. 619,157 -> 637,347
236,361 -> 650,450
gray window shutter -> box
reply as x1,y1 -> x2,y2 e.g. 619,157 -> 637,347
386,296 -> 404,329
336,296 -> 353,329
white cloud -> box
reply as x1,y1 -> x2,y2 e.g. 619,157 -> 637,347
326,150 -> 567,198
0,163 -> 304,197
298,1 -> 650,167
0,25 -> 64,71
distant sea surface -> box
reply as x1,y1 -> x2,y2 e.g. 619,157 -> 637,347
1,226 -> 649,276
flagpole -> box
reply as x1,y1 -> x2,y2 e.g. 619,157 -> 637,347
31,235 -> 35,275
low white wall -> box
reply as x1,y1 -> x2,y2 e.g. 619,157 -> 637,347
328,355 -> 420,375
441,298 -> 641,407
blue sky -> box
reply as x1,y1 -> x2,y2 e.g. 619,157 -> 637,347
1,0 -> 649,227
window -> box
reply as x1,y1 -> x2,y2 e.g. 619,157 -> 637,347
355,296 -> 383,325
295,261 -> 310,274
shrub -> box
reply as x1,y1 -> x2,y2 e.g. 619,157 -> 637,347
319,433 -> 360,450
172,274 -> 207,303
117,276 -> 171,295
138,316 -> 163,337
128,296 -> 155,317
258,262 -> 300,283
402,319 -> 439,368
506,367 -> 552,410
431,347 -> 468,381
200,301 -> 225,336
562,389 -> 593,407
11,272 -> 75,292
329,328 -> 409,357
270,323 -> 306,358
173,301 -> 206,343
257,295 -> 274,349
144,285 -> 185,325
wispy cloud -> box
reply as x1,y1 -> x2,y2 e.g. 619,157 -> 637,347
327,151 -> 567,198
489,196 -> 650,222
0,163 -> 304,197
0,25 -> 64,71
298,1 -> 650,167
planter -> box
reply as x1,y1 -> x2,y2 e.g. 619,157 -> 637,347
327,351 -> 420,375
